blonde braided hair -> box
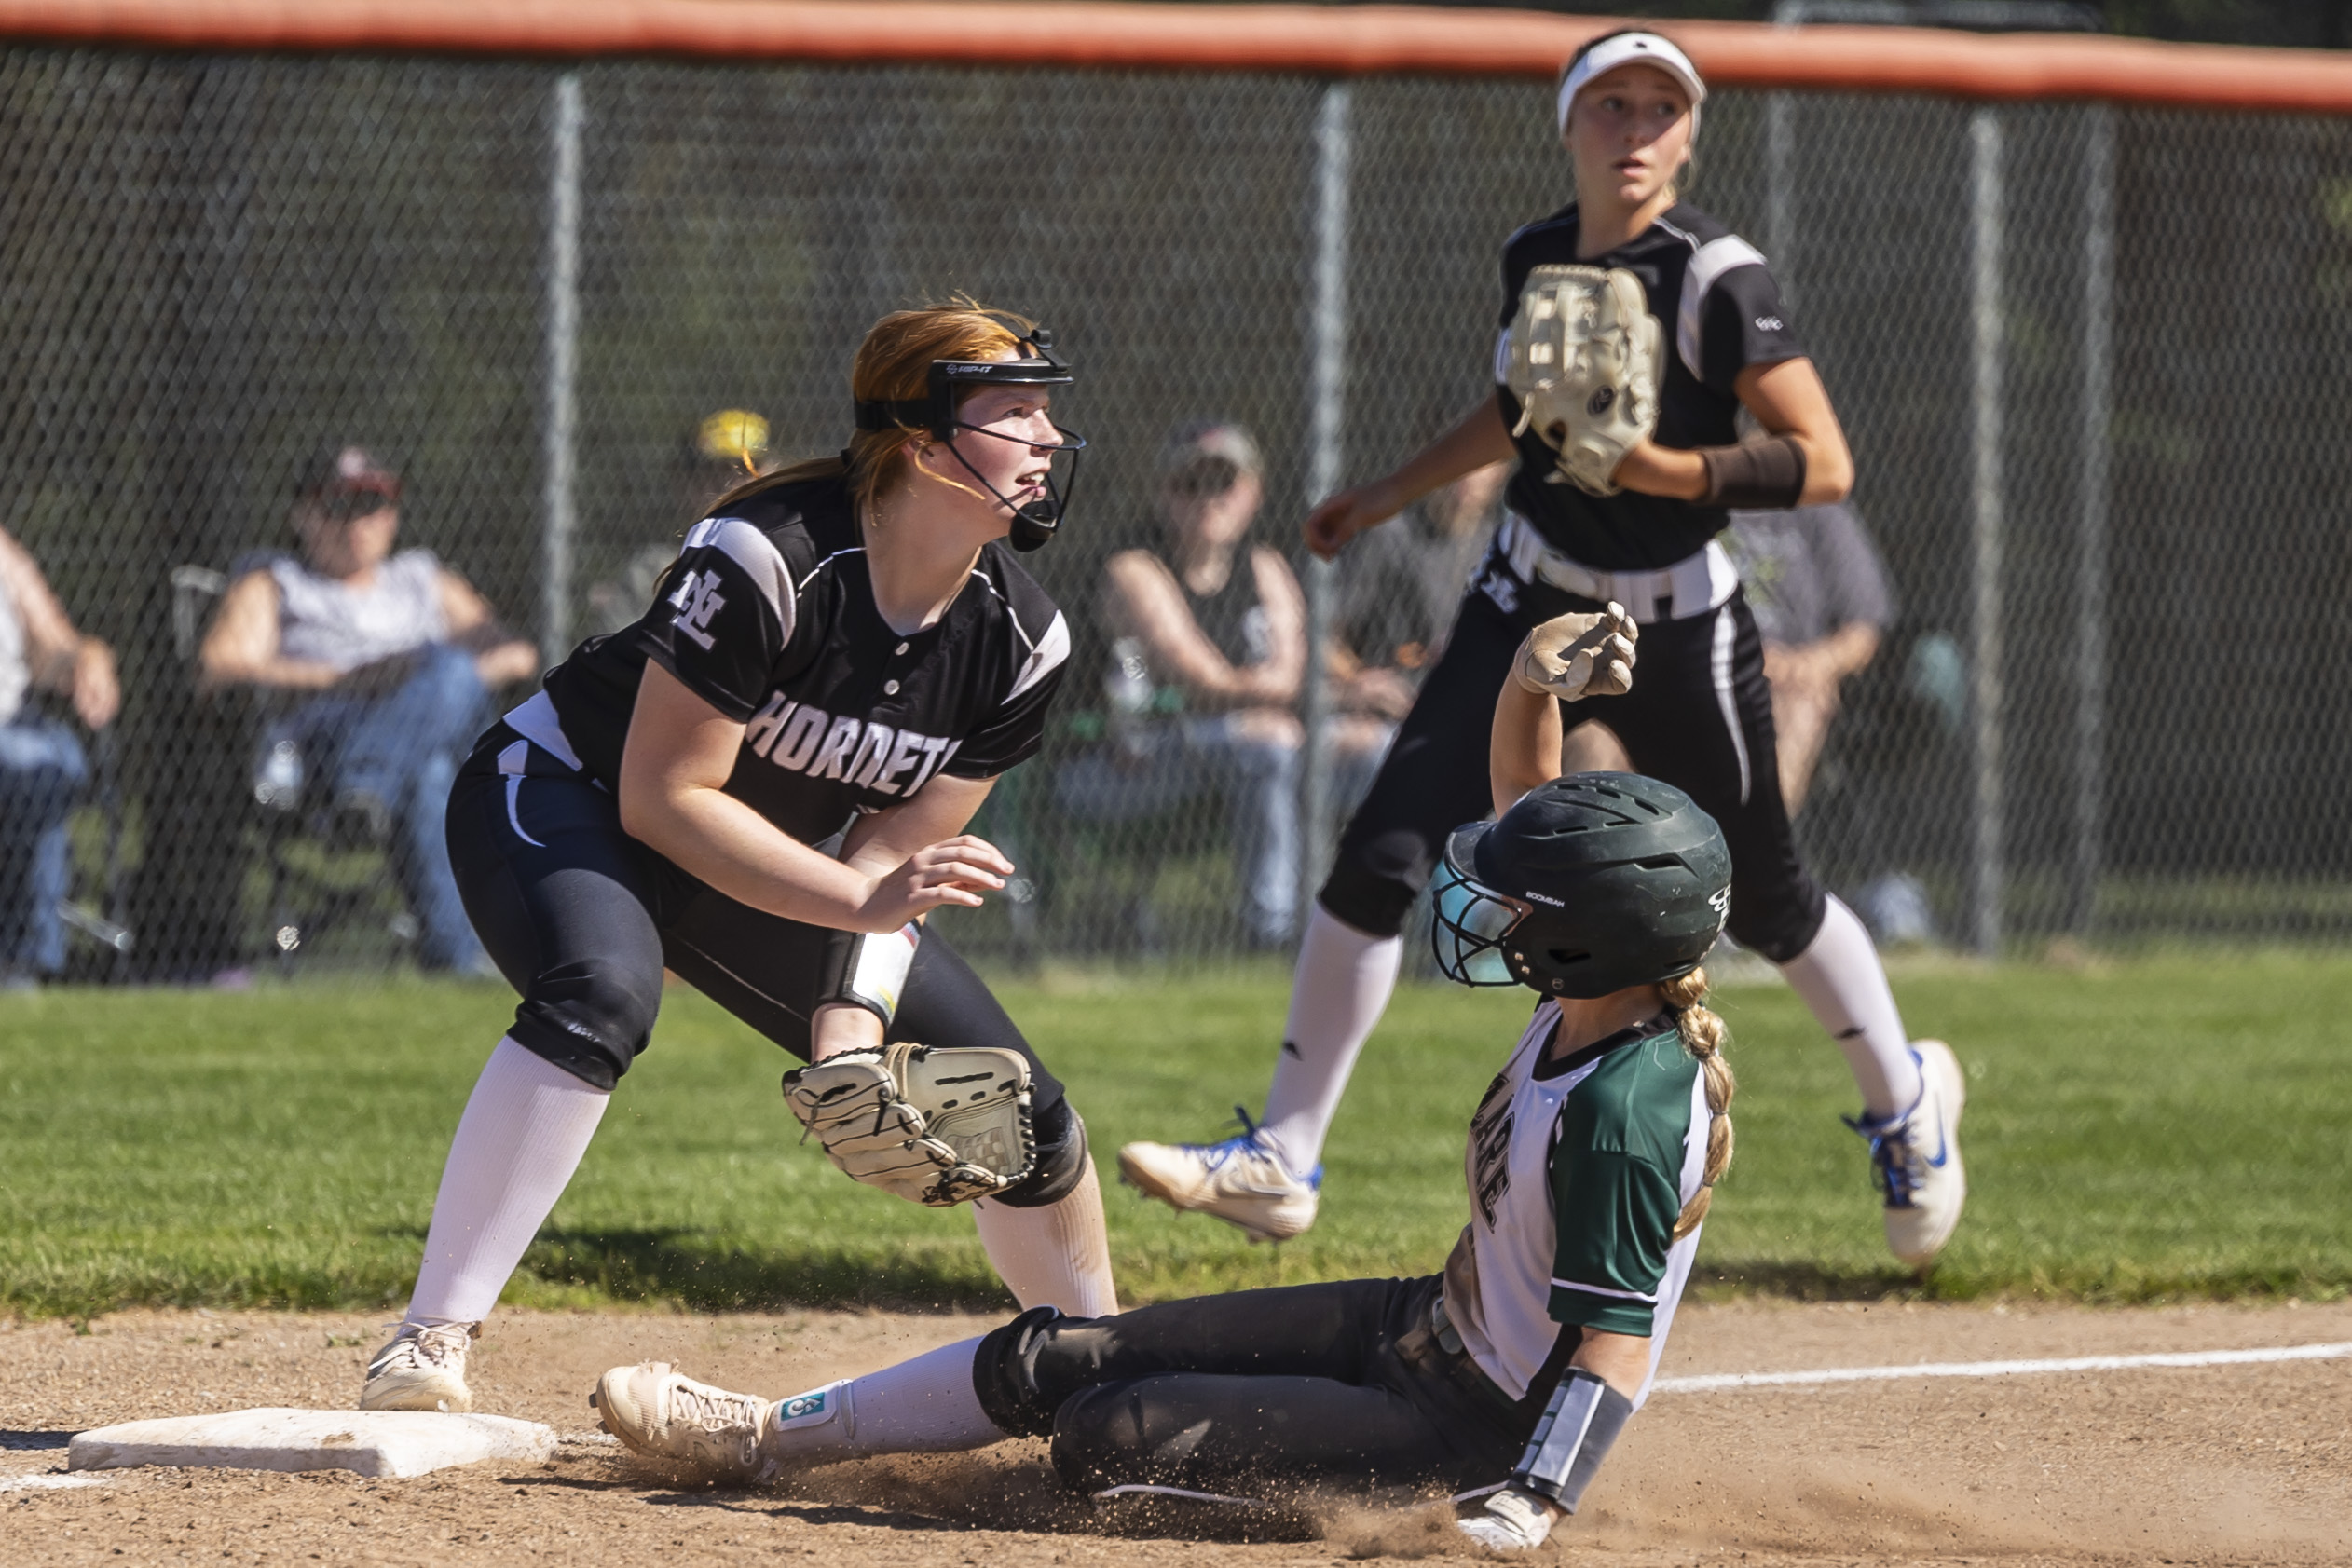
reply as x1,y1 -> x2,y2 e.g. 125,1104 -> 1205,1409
1658,965 -> 1734,1240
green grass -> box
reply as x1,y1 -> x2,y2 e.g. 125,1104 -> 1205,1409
3,952 -> 2347,1320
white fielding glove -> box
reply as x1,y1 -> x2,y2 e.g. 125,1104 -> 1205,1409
1513,602 -> 1637,702
1455,1486 -> 1556,1552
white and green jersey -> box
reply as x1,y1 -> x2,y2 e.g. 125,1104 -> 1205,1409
1440,1001 -> 1713,1409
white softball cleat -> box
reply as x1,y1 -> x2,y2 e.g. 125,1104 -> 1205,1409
592,1362 -> 778,1483
1117,1111 -> 1320,1244
359,1321 -> 477,1413
1456,1486 -> 1556,1551
1850,1039 -> 1968,1269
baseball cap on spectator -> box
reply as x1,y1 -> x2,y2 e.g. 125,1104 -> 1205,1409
295,443 -> 403,519
1157,419 -> 1263,498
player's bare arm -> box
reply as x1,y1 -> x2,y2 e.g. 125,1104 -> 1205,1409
1610,355 -> 1854,504
1302,393 -> 1516,560
808,772 -> 1006,1057
618,659 -> 1010,934
1491,677 -> 1565,816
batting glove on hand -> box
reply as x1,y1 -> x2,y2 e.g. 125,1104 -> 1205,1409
1512,602 -> 1637,702
1455,1486 -> 1556,1552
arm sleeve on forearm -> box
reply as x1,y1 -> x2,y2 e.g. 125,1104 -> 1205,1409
1510,1367 -> 1634,1511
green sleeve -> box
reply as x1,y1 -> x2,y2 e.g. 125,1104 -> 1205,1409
1546,1140 -> 1683,1336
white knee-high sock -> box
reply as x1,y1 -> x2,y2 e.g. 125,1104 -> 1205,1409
1776,896 -> 1924,1122
969,1159 -> 1119,1317
765,1337 -> 1003,1466
404,1037 -> 610,1326
1258,904 -> 1404,1175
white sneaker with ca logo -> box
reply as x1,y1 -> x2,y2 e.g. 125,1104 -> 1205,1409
592,1363 -> 779,1483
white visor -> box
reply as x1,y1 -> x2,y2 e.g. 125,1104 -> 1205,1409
1556,32 -> 1706,139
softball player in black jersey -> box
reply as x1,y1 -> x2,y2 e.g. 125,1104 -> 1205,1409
587,769 -> 1736,1556
1122,29 -> 1965,1269
360,304 -> 1116,1415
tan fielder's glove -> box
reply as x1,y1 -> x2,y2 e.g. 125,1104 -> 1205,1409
782,1043 -> 1036,1207
1513,603 -> 1637,702
1505,265 -> 1662,496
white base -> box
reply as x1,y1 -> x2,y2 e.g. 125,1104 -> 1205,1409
68,1409 -> 556,1479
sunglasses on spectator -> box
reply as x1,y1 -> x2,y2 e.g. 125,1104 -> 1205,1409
1165,457 -> 1243,499
308,485 -> 400,522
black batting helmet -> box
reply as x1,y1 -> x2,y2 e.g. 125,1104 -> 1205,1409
1431,772 -> 1731,999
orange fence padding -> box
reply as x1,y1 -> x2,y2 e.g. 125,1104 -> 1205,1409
4,0 -> 2351,115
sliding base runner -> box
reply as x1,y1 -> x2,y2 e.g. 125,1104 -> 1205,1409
591,773 -> 1739,1553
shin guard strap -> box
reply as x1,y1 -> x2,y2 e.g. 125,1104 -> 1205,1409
1511,1368 -> 1633,1511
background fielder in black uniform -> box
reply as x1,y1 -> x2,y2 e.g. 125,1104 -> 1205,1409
1121,29 -> 1967,1272
360,304 -> 1117,1416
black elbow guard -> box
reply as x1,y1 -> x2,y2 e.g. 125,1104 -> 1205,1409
1698,434 -> 1807,510
1510,1368 -> 1634,1512
814,922 -> 922,1027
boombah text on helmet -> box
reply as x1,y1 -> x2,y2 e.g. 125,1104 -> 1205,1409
1431,773 -> 1732,998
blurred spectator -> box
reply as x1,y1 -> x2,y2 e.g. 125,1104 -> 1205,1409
1059,420 -> 1382,948
587,408 -> 777,634
0,525 -> 118,988
1730,500 -> 1894,813
1561,501 -> 1892,815
1331,458 -> 1508,713
197,445 -> 537,973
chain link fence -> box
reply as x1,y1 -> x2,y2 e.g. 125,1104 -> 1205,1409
3,42 -> 2347,982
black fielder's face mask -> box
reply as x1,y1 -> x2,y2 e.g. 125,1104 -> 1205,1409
854,324 -> 1087,552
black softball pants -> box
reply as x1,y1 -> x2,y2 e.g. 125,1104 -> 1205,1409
443,726 -> 1083,1207
973,1275 -> 1538,1496
1321,566 -> 1828,964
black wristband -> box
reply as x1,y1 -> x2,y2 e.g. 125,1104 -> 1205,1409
1698,435 -> 1807,509
1509,1368 -> 1634,1512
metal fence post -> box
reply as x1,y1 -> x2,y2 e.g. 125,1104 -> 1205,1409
2071,104 -> 2113,936
1967,106 -> 2005,957
540,72 -> 584,670
1299,80 -> 1351,930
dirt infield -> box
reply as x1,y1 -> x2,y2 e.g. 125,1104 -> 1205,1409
4,1298 -> 2345,1565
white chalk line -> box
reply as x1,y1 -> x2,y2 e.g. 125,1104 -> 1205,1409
1653,1339 -> 2352,1395
0,1472 -> 111,1493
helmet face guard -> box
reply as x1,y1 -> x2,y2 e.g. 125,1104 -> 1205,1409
1431,825 -> 1532,988
854,323 -> 1086,552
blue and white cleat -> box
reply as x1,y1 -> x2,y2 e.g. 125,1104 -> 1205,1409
1117,1110 -> 1321,1244
1849,1040 -> 1968,1269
